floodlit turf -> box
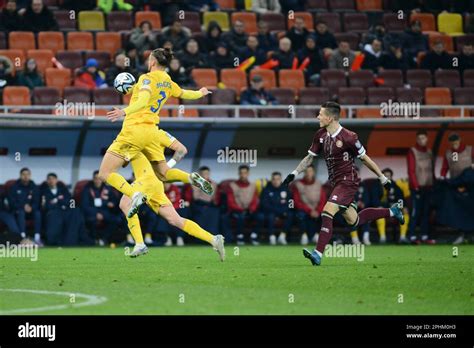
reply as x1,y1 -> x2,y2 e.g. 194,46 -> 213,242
1,245 -> 473,315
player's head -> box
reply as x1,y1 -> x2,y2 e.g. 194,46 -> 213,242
304,165 -> 315,180
416,130 -> 428,147
20,167 -> 31,183
238,165 -> 250,181
148,48 -> 174,71
6,0 -> 16,12
382,168 -> 393,181
318,101 -> 341,127
199,166 -> 211,180
271,172 -> 282,187
92,170 -> 102,188
448,133 -> 461,150
46,172 -> 58,187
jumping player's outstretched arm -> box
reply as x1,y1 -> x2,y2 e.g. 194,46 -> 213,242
282,153 -> 315,186
179,87 -> 212,99
360,154 -> 391,189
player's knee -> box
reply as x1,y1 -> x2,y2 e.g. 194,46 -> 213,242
97,170 -> 108,183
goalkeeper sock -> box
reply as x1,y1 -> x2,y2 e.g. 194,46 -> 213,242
182,219 -> 213,244
106,172 -> 134,197
166,168 -> 190,184
400,213 -> 409,238
315,212 -> 334,253
376,218 -> 386,239
127,214 -> 144,244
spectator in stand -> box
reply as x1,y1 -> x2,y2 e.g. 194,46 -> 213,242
241,74 -> 277,105
130,21 -> 158,56
160,20 -> 191,52
370,168 -> 409,244
259,172 -> 294,245
280,0 -> 305,13
421,41 -> 454,72
314,21 -> 338,56
401,20 -> 429,64
204,21 -> 223,54
440,133 -> 474,180
240,35 -> 267,66
7,168 -> 42,245
380,41 -> 415,71
74,58 -> 107,89
210,42 -> 235,71
251,0 -> 281,13
361,38 -> 383,73
81,170 -> 122,246
186,0 -> 219,11
226,165 -> 261,245
328,41 -> 355,70
98,0 -> 133,14
291,166 -> 326,246
186,166 -> 220,236
124,42 -> 147,74
273,37 -> 296,70
22,0 -> 58,32
286,16 -> 310,52
105,53 -> 137,87
139,1 -> 179,26
178,39 -> 209,74
0,55 -> 14,89
0,0 -> 24,32
159,183 -> 190,247
256,20 -> 278,54
458,43 -> 474,72
0,184 -> 21,240
407,130 -> 436,244
222,20 -> 249,56
165,57 -> 195,87
16,59 -> 44,91
297,34 -> 326,85
41,173 -> 87,246
363,23 -> 397,51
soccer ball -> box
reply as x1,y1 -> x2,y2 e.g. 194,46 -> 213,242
114,72 -> 136,94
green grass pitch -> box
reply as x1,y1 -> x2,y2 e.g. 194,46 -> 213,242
1,245 -> 473,315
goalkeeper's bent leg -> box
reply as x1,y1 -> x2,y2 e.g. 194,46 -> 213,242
165,168 -> 190,184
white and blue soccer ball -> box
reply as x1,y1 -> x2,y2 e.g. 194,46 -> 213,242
114,72 -> 136,94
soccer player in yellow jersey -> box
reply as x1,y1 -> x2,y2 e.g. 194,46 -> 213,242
119,150 -> 225,261
100,48 -> 211,218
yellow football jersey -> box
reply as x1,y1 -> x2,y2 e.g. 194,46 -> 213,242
123,70 -> 182,128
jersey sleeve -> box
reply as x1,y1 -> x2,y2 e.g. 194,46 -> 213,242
137,74 -> 152,92
308,130 -> 323,156
170,81 -> 183,98
348,133 -> 366,158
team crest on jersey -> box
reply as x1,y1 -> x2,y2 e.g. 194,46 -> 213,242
332,195 -> 338,201
336,140 -> 343,148
142,79 -> 151,85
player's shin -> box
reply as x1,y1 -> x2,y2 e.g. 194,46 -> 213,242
106,172 -> 135,197
165,168 -> 191,183
315,212 -> 334,254
127,214 -> 144,245
182,219 -> 214,244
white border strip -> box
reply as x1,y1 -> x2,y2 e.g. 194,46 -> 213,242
0,288 -> 107,314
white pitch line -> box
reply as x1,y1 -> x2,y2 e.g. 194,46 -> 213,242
0,288 -> 107,314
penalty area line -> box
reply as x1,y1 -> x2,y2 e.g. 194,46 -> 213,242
0,288 -> 108,314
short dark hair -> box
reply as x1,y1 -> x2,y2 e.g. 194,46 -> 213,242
321,101 -> 341,120
20,167 -> 30,174
151,48 -> 174,67
448,133 -> 460,142
382,168 -> 393,177
199,166 -> 210,172
93,170 -> 99,177
271,171 -> 281,177
416,129 -> 428,136
238,165 -> 250,171
47,172 -> 57,179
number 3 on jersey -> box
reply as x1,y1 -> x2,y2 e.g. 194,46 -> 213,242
150,91 -> 166,113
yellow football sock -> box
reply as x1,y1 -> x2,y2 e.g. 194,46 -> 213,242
127,214 -> 144,244
106,172 -> 134,197
400,213 -> 409,238
350,230 -> 358,239
182,219 -> 213,244
376,218 -> 386,239
165,168 -> 190,183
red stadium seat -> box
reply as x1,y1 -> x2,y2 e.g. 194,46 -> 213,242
107,11 -> 133,31
201,88 -> 236,117
348,70 -> 375,89
84,51 -> 112,70
45,68 -> 71,91
33,87 -> 61,105
463,70 -> 474,87
356,108 -> 382,118
63,87 -> 91,103
73,180 -> 89,205
425,87 -> 451,117
299,87 -> 330,104
231,12 -> 258,34
434,70 -> 460,88
334,32 -> 359,50
321,69 -> 347,96
367,87 -> 395,104
378,70 -> 404,88
135,11 -> 161,29
93,88 -> 121,105
27,49 -> 54,75
454,34 -> 474,52
191,69 -> 218,88
428,34 -> 454,52
181,94 -> 209,117
261,13 -> 286,32
329,0 -> 355,11
306,0 -> 329,11
220,69 -> 247,95
0,32 -> 6,49
177,12 -> 201,33
261,88 -> 295,118
383,13 -> 408,32
406,69 -> 433,89
338,87 -> 366,105
56,50 -> 83,70
3,86 -> 31,106
453,87 -> 474,116
315,13 -> 341,33
410,13 -> 436,32
9,32 -> 36,52
215,0 -> 236,9
395,87 -> 423,103
250,69 -> 276,89
54,10 -> 77,31
0,49 -> 25,72
96,32 -> 122,57
278,69 -> 305,91
288,12 -> 314,31
343,13 -> 368,33
67,32 -> 94,51
38,32 -> 65,54
356,0 -> 382,11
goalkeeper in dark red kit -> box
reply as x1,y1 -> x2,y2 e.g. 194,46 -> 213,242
282,102 -> 404,266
